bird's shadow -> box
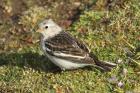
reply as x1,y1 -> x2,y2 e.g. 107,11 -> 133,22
0,52 -> 106,73
0,52 -> 61,73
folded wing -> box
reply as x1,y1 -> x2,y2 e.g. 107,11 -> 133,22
44,31 -> 94,64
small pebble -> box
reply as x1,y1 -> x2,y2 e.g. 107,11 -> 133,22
123,68 -> 128,76
117,59 -> 123,64
74,2 -> 81,7
118,81 -> 123,88
108,76 -> 118,83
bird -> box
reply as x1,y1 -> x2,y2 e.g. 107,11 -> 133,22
36,19 -> 116,71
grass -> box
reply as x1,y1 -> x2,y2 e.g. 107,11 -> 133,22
0,0 -> 140,93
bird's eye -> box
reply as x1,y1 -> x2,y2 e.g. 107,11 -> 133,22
45,26 -> 48,29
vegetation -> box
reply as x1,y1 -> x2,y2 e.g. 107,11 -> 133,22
0,0 -> 140,92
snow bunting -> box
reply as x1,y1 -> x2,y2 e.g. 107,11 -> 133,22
36,19 -> 116,71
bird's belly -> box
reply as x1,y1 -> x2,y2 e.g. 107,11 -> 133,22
46,54 -> 89,70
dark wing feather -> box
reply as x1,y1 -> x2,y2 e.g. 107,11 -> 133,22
44,31 -> 94,64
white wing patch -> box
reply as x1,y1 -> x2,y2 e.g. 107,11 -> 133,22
53,52 -> 86,59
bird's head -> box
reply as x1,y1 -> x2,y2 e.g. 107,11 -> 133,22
36,19 -> 62,39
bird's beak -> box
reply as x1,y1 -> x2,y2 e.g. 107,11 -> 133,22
36,28 -> 43,32
32,25 -> 43,32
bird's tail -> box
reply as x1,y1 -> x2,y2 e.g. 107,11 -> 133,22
89,52 -> 116,71
95,60 -> 116,71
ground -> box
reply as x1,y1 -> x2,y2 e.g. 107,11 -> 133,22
0,0 -> 140,93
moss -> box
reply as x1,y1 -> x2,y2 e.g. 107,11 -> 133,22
19,6 -> 48,31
